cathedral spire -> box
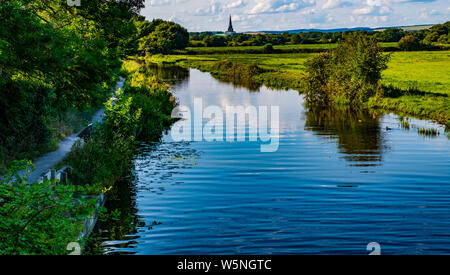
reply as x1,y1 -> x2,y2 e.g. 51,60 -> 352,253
227,15 -> 234,33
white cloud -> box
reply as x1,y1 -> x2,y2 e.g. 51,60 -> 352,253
194,0 -> 223,16
248,0 -> 309,14
322,0 -> 352,9
225,0 -> 246,9
353,6 -> 374,15
148,0 -> 187,6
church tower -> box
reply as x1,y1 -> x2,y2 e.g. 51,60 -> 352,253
225,15 -> 236,36
227,15 -> 234,33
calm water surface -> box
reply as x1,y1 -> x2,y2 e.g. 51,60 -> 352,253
92,66 -> 450,255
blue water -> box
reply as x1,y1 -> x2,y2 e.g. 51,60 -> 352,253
94,68 -> 450,255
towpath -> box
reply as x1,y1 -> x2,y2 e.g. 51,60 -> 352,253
25,78 -> 124,183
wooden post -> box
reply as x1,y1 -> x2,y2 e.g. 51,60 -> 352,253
60,172 -> 67,184
50,170 -> 56,180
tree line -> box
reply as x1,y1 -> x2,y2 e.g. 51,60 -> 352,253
189,21 -> 450,48
1,0 -> 186,254
0,0 -> 188,172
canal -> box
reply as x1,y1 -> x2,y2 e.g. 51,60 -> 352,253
89,66 -> 450,255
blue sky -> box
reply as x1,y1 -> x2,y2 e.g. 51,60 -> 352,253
141,0 -> 449,32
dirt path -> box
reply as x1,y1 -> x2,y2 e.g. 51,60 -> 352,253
26,78 -> 124,183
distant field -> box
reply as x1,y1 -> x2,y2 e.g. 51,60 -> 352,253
186,44 -> 336,52
186,42 -> 398,54
375,25 -> 433,32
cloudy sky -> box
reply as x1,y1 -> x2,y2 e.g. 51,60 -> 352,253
141,0 -> 450,32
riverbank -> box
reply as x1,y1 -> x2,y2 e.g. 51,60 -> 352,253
146,49 -> 450,128
0,61 -> 177,254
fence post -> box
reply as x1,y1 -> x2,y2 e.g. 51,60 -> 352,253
50,170 -> 56,180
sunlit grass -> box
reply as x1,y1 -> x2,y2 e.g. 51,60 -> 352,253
382,51 -> 450,95
186,42 -> 398,53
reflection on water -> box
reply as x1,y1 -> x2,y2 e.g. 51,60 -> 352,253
305,106 -> 385,167
213,75 -> 263,92
90,65 -> 450,255
87,176 -> 139,255
144,63 -> 190,88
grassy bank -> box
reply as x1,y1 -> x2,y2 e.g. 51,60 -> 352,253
0,60 -> 177,255
146,48 -> 449,127
372,51 -> 450,125
61,59 -> 176,191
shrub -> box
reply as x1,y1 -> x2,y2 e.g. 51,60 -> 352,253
122,67 -> 177,140
212,60 -> 265,80
104,90 -> 142,140
189,40 -> 207,47
304,33 -> 390,106
399,35 -> 421,51
63,128 -> 135,189
0,160 -> 96,255
263,43 -> 275,53
304,52 -> 332,105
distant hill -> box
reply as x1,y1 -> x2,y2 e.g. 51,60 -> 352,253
259,27 -> 372,34
253,24 -> 433,34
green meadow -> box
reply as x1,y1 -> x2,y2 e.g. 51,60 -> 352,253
382,51 -> 450,94
374,51 -> 450,125
183,42 -> 399,54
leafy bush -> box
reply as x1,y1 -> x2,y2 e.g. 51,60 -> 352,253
104,90 -> 142,140
0,160 -> 96,255
211,60 -> 266,83
304,33 -> 390,106
304,52 -> 333,105
63,127 -> 135,189
263,43 -> 275,53
127,87 -> 176,140
399,35 -> 422,51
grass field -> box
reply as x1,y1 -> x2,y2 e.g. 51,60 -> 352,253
382,51 -> 450,95
184,42 -> 399,54
148,49 -> 450,126
375,25 -> 433,32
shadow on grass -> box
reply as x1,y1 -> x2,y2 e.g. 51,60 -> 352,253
382,84 -> 448,98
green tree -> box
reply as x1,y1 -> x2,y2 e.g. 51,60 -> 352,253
138,20 -> 189,54
399,35 -> 421,51
380,28 -> 405,42
290,34 -> 302,44
304,33 -> 390,105
263,43 -> 275,53
0,0 -> 143,171
423,31 -> 441,44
